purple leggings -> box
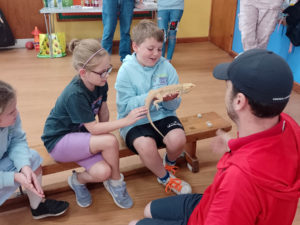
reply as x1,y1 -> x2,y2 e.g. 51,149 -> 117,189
50,132 -> 103,170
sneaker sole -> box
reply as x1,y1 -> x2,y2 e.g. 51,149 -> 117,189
32,207 -> 68,220
68,176 -> 92,208
103,181 -> 132,209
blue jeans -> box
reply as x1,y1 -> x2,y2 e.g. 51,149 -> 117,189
157,9 -> 183,60
102,0 -> 135,61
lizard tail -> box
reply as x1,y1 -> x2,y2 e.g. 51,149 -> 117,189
147,113 -> 165,138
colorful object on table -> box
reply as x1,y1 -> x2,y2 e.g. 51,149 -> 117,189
38,32 -> 67,58
31,26 -> 41,51
25,41 -> 34,50
62,0 -> 73,7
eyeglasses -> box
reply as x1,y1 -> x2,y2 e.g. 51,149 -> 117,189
91,65 -> 113,78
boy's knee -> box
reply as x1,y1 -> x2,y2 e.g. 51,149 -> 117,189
128,220 -> 139,225
165,130 -> 186,148
144,202 -> 152,218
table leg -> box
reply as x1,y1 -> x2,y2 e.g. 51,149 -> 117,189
184,142 -> 199,173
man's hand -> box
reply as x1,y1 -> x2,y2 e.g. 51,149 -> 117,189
16,166 -> 44,197
211,129 -> 231,155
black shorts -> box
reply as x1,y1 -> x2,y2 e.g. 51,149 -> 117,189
136,194 -> 203,225
125,116 -> 184,154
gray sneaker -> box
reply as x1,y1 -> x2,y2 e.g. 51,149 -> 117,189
68,171 -> 92,208
103,174 -> 133,209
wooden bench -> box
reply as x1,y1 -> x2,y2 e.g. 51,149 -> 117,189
1,112 -> 231,212
40,111 -> 232,175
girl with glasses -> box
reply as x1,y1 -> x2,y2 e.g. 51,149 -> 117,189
42,39 -> 147,209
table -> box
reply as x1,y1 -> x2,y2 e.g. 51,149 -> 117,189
40,4 -> 157,58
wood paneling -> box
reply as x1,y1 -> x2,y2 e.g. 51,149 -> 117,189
209,0 -> 237,52
0,0 -> 46,39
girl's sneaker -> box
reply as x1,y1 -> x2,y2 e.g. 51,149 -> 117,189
103,174 -> 133,209
31,199 -> 69,219
68,170 -> 92,207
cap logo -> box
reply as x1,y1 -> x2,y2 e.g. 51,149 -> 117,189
272,95 -> 290,101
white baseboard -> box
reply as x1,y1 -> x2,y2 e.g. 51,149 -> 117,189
0,38 -> 34,49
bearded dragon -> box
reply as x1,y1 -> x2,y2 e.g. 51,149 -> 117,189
145,83 -> 196,138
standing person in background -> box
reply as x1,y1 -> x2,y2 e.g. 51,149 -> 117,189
101,0 -> 135,62
239,0 -> 284,50
157,0 -> 184,62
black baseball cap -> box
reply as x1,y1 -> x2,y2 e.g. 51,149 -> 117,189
213,49 -> 294,104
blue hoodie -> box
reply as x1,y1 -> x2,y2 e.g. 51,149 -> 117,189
115,53 -> 181,139
0,114 -> 31,189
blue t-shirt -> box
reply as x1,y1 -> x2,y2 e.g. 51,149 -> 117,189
42,75 -> 108,152
158,0 -> 184,10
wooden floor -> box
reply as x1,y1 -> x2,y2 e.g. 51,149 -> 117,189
0,42 -> 300,225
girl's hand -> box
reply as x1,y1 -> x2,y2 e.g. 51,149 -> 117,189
125,106 -> 148,125
19,166 -> 44,197
211,129 -> 231,155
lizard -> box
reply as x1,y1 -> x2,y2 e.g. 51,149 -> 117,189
145,83 -> 196,138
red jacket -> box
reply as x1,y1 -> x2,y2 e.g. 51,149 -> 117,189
188,113 -> 300,225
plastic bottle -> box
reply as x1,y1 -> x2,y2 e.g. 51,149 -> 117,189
57,0 -> 63,8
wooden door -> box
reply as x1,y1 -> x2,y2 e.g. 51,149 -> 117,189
0,0 -> 46,39
209,0 -> 237,53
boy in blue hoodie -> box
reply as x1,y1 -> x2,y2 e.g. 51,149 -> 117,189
0,80 -> 69,219
115,20 -> 191,195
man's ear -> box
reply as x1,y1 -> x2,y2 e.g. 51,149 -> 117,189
132,42 -> 138,52
233,93 -> 248,111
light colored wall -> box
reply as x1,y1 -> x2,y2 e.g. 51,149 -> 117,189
54,1 -> 212,42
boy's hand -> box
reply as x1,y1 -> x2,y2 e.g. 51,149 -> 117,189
125,106 -> 147,125
211,129 -> 231,155
18,166 -> 44,197
163,93 -> 179,101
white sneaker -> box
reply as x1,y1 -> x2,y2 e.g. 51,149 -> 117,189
157,173 -> 192,195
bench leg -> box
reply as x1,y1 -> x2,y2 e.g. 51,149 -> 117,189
184,142 -> 199,173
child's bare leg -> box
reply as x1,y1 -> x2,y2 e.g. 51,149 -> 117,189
133,137 -> 166,178
77,161 -> 111,184
164,128 -> 186,162
89,133 -> 121,180
128,202 -> 152,225
128,220 -> 139,225
144,202 -> 152,218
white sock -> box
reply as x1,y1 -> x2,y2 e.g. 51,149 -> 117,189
72,172 -> 83,185
27,174 -> 43,209
109,173 -> 124,187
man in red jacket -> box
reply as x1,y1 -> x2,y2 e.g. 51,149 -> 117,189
128,48 -> 300,225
